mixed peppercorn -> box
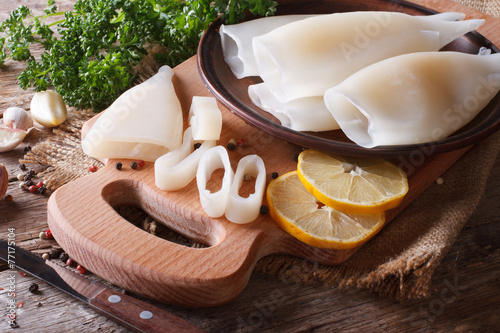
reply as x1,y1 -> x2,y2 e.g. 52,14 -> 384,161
17,164 -> 47,195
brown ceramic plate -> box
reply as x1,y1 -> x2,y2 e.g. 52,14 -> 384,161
197,0 -> 500,157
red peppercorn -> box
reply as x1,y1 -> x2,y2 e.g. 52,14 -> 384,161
19,271 -> 26,277
44,229 -> 53,239
76,264 -> 86,274
66,258 -> 74,267
137,160 -> 145,168
88,165 -> 98,172
4,195 -> 13,202
237,138 -> 246,147
36,181 -> 44,188
29,185 -> 38,194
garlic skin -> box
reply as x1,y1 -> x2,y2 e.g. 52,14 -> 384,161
3,107 -> 33,130
0,163 -> 8,199
30,90 -> 68,127
0,127 -> 29,152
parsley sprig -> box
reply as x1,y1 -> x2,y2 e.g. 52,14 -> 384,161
0,0 -> 277,112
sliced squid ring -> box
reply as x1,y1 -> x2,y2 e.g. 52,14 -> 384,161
155,127 -> 216,191
225,155 -> 267,224
196,146 -> 234,218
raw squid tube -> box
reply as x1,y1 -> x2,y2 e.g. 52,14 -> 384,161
225,155 -> 266,224
155,127 -> 216,191
196,146 -> 234,218
323,50 -> 500,148
82,66 -> 183,162
253,11 -> 484,102
189,96 -> 222,141
248,82 -> 340,132
220,15 -> 313,78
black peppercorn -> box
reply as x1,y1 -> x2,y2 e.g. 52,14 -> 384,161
27,170 -> 36,178
194,142 -> 201,150
260,205 -> 269,215
24,145 -> 32,153
130,161 -> 138,169
19,164 -> 27,171
271,172 -> 279,179
293,154 -> 299,162
24,174 -> 32,182
59,252 -> 69,263
38,185 -> 47,195
49,248 -> 61,259
25,179 -> 34,187
29,283 -> 39,293
227,142 -> 236,151
115,162 -> 122,170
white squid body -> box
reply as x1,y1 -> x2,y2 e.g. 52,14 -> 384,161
252,11 -> 484,103
220,15 -> 313,79
323,51 -> 500,148
248,82 -> 339,131
82,66 -> 183,162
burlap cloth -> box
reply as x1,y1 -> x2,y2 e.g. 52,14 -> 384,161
20,1 -> 500,301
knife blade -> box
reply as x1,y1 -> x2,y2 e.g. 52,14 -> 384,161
0,240 -> 206,333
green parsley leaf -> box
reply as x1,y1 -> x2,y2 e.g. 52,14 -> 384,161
0,0 -> 277,112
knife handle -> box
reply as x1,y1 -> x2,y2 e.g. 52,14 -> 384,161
89,288 -> 206,333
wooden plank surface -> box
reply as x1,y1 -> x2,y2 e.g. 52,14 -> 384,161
1,0 -> 499,332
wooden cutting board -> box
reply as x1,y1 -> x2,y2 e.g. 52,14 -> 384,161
47,0 -> 499,307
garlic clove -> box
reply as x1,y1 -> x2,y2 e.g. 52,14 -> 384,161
0,126 -> 29,152
30,90 -> 68,127
0,163 -> 8,199
3,107 -> 33,131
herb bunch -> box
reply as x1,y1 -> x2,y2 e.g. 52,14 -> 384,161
0,0 -> 277,112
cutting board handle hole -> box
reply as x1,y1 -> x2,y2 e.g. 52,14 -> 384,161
114,205 -> 208,248
101,179 -> 219,248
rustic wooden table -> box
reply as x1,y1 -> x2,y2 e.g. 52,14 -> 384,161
1,0 -> 499,332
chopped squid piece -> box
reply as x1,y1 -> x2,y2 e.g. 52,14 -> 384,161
82,66 -> 183,162
196,146 -> 234,218
252,11 -> 484,102
225,155 -> 267,224
188,96 -> 222,141
155,127 -> 216,191
323,50 -> 500,148
248,82 -> 339,132
220,15 -> 313,78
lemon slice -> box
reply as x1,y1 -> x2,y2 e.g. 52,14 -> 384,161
266,171 -> 385,249
297,149 -> 408,214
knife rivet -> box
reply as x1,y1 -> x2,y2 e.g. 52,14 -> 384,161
108,295 -> 122,304
140,311 -> 153,320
